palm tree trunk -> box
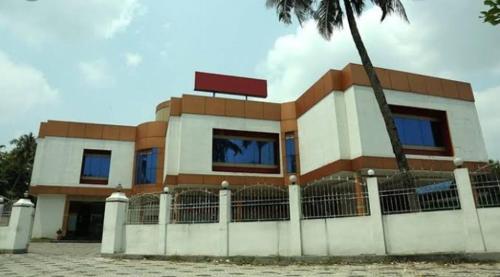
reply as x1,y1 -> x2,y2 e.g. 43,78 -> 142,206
343,0 -> 410,173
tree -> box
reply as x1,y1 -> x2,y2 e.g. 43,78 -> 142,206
481,0 -> 500,25
266,0 -> 410,172
0,133 -> 37,199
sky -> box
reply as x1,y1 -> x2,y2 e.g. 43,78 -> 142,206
0,0 -> 499,159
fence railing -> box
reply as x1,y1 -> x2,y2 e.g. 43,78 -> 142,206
170,189 -> 219,224
127,193 -> 160,225
471,169 -> 500,208
378,172 -> 460,215
302,177 -> 370,219
0,198 -> 13,227
231,185 -> 289,222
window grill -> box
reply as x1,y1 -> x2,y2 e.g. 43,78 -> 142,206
127,193 -> 160,225
231,185 -> 289,222
302,176 -> 370,219
170,189 -> 219,224
471,167 -> 500,208
378,172 -> 460,215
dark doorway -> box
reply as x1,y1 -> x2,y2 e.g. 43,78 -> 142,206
65,201 -> 105,241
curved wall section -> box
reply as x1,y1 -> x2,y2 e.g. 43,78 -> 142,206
133,121 -> 168,194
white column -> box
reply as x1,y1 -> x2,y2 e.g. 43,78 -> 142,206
159,188 -> 172,255
1,198 -> 35,253
288,183 -> 303,256
366,171 -> 386,255
454,166 -> 487,252
101,192 -> 128,254
219,184 -> 231,256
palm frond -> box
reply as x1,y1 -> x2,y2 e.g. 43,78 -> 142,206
315,0 -> 343,40
293,0 -> 315,25
350,0 -> 365,16
266,0 -> 295,24
371,0 -> 408,22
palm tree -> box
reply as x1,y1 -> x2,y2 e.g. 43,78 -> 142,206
1,133 -> 37,198
266,0 -> 410,172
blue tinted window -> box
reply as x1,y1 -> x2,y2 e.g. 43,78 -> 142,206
213,138 -> 277,166
394,116 -> 440,147
285,135 -> 297,173
136,148 -> 158,184
81,151 -> 111,180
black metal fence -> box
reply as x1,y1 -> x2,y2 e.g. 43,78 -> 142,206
471,168 -> 500,208
302,177 -> 370,219
231,185 -> 289,222
378,172 -> 460,215
170,189 -> 219,224
127,193 -> 160,225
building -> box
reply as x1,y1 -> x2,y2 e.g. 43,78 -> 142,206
29,63 -> 488,239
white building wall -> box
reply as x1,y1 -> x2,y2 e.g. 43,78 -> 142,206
31,194 -> 66,239
165,114 -> 282,178
298,93 -> 343,174
165,117 -> 182,177
31,137 -> 135,189
353,86 -> 488,161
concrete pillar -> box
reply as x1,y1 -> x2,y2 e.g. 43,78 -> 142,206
454,166 -> 487,252
366,171 -> 386,255
159,188 -> 172,255
288,182 -> 303,256
219,183 -> 231,256
0,198 -> 35,253
101,192 -> 128,254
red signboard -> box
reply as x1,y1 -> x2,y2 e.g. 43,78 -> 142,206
194,72 -> 267,98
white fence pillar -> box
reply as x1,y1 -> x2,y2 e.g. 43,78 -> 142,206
101,191 -> 128,254
0,198 -> 35,253
366,172 -> 386,255
159,189 -> 172,255
454,166 -> 487,252
219,185 -> 231,256
288,183 -> 303,256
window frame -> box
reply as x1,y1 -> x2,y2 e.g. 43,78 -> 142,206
285,132 -> 297,174
390,105 -> 453,157
212,129 -> 281,174
79,149 -> 112,185
135,148 -> 158,185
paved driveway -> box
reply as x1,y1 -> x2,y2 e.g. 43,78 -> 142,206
1,243 -> 500,276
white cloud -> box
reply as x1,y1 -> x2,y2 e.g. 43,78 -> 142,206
476,86 -> 500,160
0,0 -> 143,43
257,0 -> 500,102
0,50 -> 58,123
125,53 -> 143,67
78,60 -> 113,87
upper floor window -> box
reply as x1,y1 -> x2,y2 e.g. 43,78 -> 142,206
391,105 -> 452,156
135,148 -> 158,185
212,129 -> 280,174
285,133 -> 297,173
80,149 -> 111,184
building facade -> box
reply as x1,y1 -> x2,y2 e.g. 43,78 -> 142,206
29,63 -> 488,239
